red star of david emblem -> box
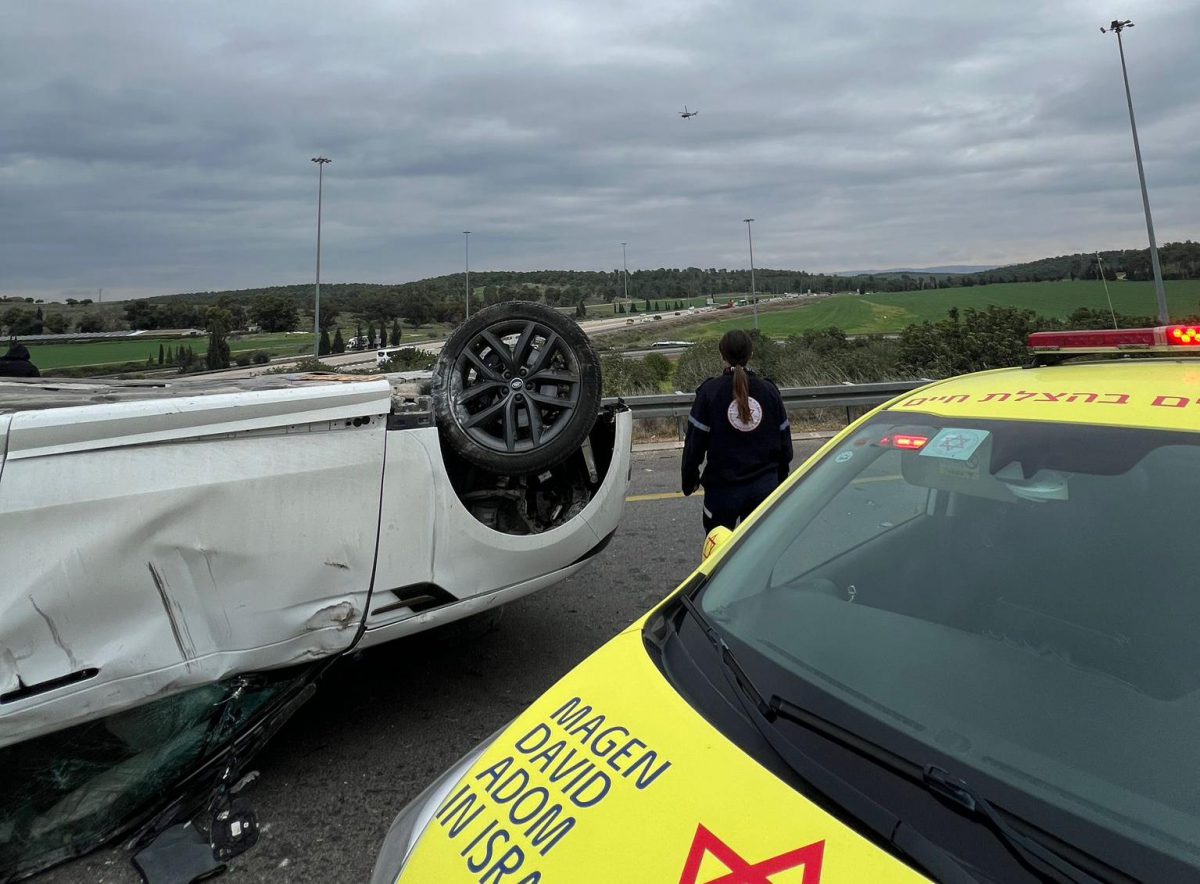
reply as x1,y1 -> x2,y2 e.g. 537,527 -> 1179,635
678,824 -> 825,884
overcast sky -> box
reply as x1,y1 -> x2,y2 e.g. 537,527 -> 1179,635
3,0 -> 1198,301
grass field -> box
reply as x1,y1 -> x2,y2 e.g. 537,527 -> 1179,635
604,280 -> 1200,346
22,324 -> 452,371
24,332 -> 317,370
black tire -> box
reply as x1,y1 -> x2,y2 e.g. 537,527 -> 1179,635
432,301 -> 602,475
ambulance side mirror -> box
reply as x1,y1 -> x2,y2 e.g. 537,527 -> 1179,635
701,526 -> 733,562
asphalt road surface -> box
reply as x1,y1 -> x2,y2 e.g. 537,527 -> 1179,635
35,443 -> 825,884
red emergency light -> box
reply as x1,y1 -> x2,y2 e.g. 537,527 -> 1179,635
1167,325 -> 1200,346
878,433 -> 929,450
1027,326 -> 1200,354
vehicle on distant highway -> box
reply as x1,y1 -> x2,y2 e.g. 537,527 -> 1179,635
374,325 -> 1200,883
377,345 -> 435,369
0,302 -> 630,881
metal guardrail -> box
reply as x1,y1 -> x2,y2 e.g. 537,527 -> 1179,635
605,379 -> 929,420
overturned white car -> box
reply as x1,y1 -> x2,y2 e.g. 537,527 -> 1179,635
0,302 -> 630,881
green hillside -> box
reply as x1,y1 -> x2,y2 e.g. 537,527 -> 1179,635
612,280 -> 1200,344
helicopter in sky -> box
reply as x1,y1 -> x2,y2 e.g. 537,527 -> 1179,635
679,106 -> 698,119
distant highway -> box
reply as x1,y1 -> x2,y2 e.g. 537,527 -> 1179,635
192,303 -> 780,382
202,313 -> 695,380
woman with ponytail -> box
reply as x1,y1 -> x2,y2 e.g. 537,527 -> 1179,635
681,330 -> 793,532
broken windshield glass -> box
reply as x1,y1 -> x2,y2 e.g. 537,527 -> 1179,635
0,665 -> 317,883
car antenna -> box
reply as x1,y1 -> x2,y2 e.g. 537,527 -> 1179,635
1095,253 -> 1118,330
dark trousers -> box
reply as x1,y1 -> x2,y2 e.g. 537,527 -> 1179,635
702,473 -> 779,533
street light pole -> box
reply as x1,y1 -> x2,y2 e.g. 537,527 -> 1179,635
1102,19 -> 1168,323
744,218 -> 757,329
463,231 -> 471,320
311,156 -> 331,358
621,242 -> 629,306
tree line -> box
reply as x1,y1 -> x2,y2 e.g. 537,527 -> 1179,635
4,241 -> 1198,346
130,239 -> 1200,319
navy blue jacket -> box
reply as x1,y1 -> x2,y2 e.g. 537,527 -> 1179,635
681,369 -> 793,493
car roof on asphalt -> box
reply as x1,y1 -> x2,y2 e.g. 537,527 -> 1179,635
886,359 -> 1200,432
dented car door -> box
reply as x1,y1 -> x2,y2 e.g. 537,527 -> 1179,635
0,380 -> 392,749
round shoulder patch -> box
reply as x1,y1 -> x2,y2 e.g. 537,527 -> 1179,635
726,397 -> 763,432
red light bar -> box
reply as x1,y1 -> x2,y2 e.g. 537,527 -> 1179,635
879,433 -> 929,450
1167,325 -> 1200,346
1027,328 -> 1156,351
1028,326 -> 1200,353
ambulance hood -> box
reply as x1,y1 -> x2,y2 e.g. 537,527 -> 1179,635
393,629 -> 929,883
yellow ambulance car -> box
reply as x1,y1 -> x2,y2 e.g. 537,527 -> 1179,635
374,326 -> 1200,883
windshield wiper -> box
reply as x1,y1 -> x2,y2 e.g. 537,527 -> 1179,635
676,591 -> 1111,884
676,591 -> 979,883
678,592 -> 774,717
922,766 -> 1111,884
767,691 -> 1113,883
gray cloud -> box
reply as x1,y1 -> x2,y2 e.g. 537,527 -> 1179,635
2,0 -> 1197,300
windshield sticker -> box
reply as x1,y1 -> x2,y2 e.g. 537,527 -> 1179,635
920,428 -> 989,461
431,695 -> 672,882
834,450 -> 854,463
935,460 -> 980,481
679,824 -> 825,884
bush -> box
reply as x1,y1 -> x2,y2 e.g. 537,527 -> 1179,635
641,352 -> 673,384
44,362 -> 149,378
675,329 -> 786,388
265,357 -> 341,374
677,328 -> 907,390
234,354 -> 252,367
898,306 -> 1036,377
382,348 -> 437,370
675,340 -> 725,391
600,354 -> 661,396
251,351 -> 271,365
1058,307 -> 1156,330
